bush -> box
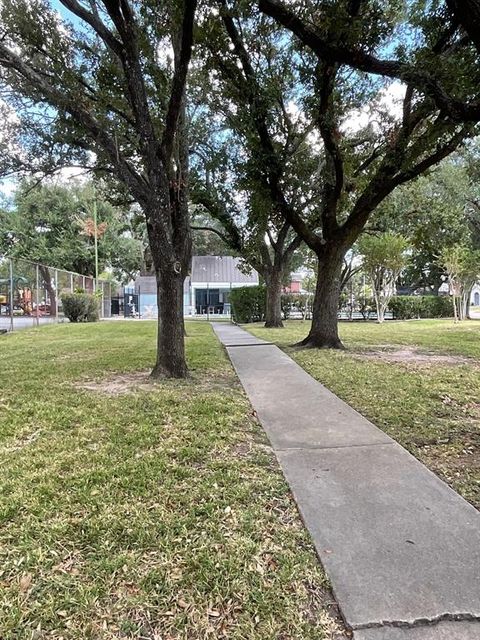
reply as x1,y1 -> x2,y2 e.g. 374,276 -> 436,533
86,295 -> 100,322
388,295 -> 452,319
61,292 -> 100,323
422,295 -> 454,318
230,286 -> 266,323
388,296 -> 421,319
281,293 -> 308,320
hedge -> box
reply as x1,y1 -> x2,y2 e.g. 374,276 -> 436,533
61,292 -> 100,323
230,285 -> 266,323
388,295 -> 452,319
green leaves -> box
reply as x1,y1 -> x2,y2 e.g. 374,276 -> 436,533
359,232 -> 409,274
0,180 -> 143,283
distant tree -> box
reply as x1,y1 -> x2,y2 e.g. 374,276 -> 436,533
359,234 -> 409,323
0,181 -> 143,283
373,160 -> 474,293
441,245 -> 480,321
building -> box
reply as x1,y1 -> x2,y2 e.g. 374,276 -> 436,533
133,256 -> 259,318
283,272 -> 303,294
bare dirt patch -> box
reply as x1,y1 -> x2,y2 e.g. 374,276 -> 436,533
75,369 -> 239,396
352,345 -> 476,367
417,437 -> 480,510
75,370 -> 155,395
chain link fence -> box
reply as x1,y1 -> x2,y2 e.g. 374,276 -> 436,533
0,257 -> 112,332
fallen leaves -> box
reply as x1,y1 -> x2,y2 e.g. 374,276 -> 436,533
19,573 -> 32,592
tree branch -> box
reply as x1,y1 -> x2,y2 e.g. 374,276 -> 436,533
190,225 -> 231,245
446,0 -> 480,55
219,2 -> 322,253
59,0 -> 123,56
342,125 -> 469,243
258,0 -> 480,123
0,41 -> 148,204
190,186 -> 243,252
315,60 -> 342,238
160,0 -> 198,164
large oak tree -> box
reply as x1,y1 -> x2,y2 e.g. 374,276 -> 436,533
211,0 -> 480,347
0,0 -> 196,377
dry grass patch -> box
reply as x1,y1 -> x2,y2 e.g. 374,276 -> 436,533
75,370 -> 154,395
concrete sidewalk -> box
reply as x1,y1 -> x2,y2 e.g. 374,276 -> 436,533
212,323 -> 480,639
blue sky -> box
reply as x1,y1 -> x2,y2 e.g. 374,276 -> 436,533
0,1 -> 85,202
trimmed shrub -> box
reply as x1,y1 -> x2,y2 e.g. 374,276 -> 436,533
61,292 -> 100,323
86,295 -> 100,322
230,285 -> 266,323
423,295 -> 454,318
388,296 -> 421,319
388,295 -> 452,319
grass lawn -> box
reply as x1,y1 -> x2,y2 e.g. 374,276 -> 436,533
248,319 -> 480,510
0,321 -> 347,640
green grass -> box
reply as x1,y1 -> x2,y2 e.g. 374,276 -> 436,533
0,321 -> 345,639
248,319 -> 480,509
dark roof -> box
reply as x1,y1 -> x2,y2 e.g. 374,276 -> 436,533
190,256 -> 258,284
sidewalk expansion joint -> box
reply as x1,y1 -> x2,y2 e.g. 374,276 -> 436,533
275,441 -> 395,452
352,612 -> 480,631
225,342 -> 274,347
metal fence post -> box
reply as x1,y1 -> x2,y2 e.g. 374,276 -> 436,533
70,272 -> 74,293
55,269 -> 59,323
9,258 -> 14,332
36,264 -> 40,328
207,283 -> 209,321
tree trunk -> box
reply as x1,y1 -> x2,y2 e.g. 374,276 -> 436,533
298,250 -> 345,348
151,268 -> 188,379
453,295 -> 458,322
39,265 -> 56,316
264,269 -> 284,328
376,295 -> 385,323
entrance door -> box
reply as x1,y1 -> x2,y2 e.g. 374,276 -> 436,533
195,288 -> 221,314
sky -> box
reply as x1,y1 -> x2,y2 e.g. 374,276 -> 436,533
0,1 -> 87,203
